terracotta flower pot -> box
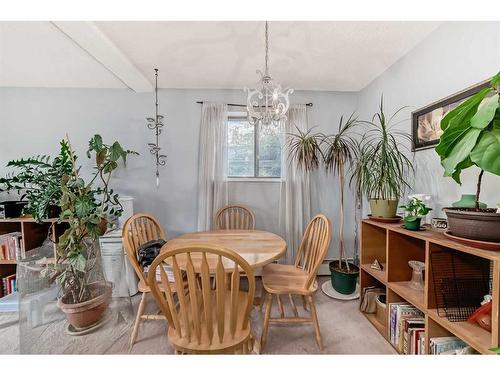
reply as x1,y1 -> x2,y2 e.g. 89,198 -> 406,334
444,208 -> 500,243
58,281 -> 112,329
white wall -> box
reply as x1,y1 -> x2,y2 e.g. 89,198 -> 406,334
357,21 -> 500,216
0,87 -> 358,259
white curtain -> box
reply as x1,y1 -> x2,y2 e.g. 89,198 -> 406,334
197,103 -> 228,231
279,104 -> 312,264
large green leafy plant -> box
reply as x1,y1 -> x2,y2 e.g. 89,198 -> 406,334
51,135 -> 137,304
435,72 -> 500,209
0,141 -> 73,222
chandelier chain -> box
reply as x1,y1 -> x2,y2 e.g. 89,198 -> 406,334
264,21 -> 269,76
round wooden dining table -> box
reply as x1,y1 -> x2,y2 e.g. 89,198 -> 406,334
161,229 -> 287,270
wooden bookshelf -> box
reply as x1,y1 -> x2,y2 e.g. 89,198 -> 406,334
360,219 -> 500,355
0,217 -> 67,299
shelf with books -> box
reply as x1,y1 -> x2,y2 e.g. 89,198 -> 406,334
427,309 -> 492,355
388,281 -> 425,311
360,219 -> 500,355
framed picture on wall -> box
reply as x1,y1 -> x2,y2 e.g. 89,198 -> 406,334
411,79 -> 490,151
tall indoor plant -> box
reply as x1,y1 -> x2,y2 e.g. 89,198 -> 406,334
352,97 -> 414,218
288,114 -> 360,294
435,71 -> 500,242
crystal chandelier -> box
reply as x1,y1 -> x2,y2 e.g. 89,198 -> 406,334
245,21 -> 293,125
146,68 -> 166,187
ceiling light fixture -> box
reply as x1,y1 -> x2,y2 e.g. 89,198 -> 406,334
245,21 -> 293,125
146,68 -> 166,187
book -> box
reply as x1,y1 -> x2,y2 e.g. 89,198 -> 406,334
409,328 -> 424,354
429,337 -> 467,354
418,332 -> 426,354
403,318 -> 424,353
0,232 -> 23,260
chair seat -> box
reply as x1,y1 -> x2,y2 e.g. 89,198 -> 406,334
168,290 -> 252,353
262,263 -> 318,295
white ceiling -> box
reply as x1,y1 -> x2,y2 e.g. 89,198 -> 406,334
0,21 -> 441,92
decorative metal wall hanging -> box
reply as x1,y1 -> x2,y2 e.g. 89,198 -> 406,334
245,21 -> 293,125
146,68 -> 167,187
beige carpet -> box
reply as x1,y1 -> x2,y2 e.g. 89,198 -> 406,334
0,277 -> 395,354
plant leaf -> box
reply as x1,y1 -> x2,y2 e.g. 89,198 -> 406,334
470,129 -> 500,175
109,142 -> 124,162
436,88 -> 490,158
441,128 -> 481,177
491,71 -> 500,86
471,94 -> 499,129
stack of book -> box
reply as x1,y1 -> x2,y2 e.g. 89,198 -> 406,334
429,337 -> 468,354
1,274 -> 16,298
0,232 -> 23,261
155,264 -> 176,282
389,302 -> 424,354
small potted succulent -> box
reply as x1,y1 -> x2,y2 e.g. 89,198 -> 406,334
435,71 -> 500,242
400,197 -> 432,231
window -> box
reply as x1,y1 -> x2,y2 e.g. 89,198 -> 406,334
227,115 -> 282,178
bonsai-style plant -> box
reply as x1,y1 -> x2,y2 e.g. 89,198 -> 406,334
47,134 -> 137,329
288,114 -> 360,295
351,97 -> 414,218
400,197 -> 432,231
0,141 -> 73,222
435,71 -> 500,242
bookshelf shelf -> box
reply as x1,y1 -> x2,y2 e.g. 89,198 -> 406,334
0,218 -> 66,300
360,219 -> 500,355
362,311 -> 387,339
427,309 -> 492,355
388,281 -> 425,311
360,263 -> 386,284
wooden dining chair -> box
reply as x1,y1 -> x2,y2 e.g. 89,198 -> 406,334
147,243 -> 256,354
214,204 -> 255,230
122,213 -> 172,348
260,214 -> 332,351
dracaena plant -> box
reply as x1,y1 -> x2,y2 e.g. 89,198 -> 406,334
435,71 -> 500,209
50,135 -> 138,304
287,114 -> 359,271
0,141 -> 73,223
351,97 -> 414,201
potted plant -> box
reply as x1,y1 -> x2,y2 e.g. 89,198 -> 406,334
288,114 -> 360,295
435,71 -> 500,242
400,197 -> 432,231
352,97 -> 414,218
48,134 -> 137,329
0,141 -> 73,222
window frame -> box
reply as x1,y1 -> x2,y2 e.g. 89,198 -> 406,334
226,112 -> 282,181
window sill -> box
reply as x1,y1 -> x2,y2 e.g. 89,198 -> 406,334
226,177 -> 283,183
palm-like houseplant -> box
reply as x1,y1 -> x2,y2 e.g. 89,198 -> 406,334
435,71 -> 500,243
288,114 -> 360,294
352,97 -> 414,218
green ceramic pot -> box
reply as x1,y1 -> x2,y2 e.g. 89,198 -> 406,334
452,194 -> 487,209
369,199 -> 399,218
404,217 -> 421,231
329,262 -> 359,295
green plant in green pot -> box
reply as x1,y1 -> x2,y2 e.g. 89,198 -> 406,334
352,97 -> 414,218
435,71 -> 500,243
288,114 -> 360,295
400,198 -> 432,231
0,141 -> 73,222
45,134 -> 137,330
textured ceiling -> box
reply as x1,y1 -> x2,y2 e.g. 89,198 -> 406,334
0,21 -> 441,91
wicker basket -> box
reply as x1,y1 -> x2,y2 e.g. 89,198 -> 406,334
375,294 -> 387,325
